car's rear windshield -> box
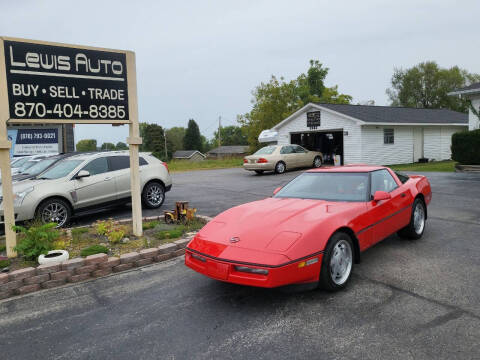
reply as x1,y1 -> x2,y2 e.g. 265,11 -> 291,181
11,157 -> 30,167
38,160 -> 83,180
254,146 -> 276,155
23,158 -> 57,175
18,160 -> 38,173
274,172 -> 369,202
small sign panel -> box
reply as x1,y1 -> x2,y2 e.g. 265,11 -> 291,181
3,40 -> 129,123
8,128 -> 59,155
307,111 -> 321,129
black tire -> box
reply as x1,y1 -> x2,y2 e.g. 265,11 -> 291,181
275,161 -> 286,174
35,197 -> 72,228
319,232 -> 354,291
397,198 -> 426,240
313,156 -> 322,168
254,170 -> 264,175
142,181 -> 165,209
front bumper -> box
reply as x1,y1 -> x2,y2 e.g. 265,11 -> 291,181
243,163 -> 275,171
185,248 -> 322,288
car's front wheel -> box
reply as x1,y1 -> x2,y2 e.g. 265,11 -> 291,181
319,232 -> 354,291
397,198 -> 426,239
142,181 -> 165,209
36,198 -> 72,228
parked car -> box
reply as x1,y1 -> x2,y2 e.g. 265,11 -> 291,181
0,151 -> 172,227
11,153 -> 78,183
243,145 -> 323,174
11,153 -> 58,177
185,165 -> 432,291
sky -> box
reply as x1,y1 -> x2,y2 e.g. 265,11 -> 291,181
1,0 -> 479,145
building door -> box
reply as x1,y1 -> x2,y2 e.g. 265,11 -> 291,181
413,127 -> 424,162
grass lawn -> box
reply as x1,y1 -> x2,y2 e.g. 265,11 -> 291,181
389,160 -> 456,172
168,158 -> 243,172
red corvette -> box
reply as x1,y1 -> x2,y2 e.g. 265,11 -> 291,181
185,165 -> 432,291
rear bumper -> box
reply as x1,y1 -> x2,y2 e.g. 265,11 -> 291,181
243,163 -> 275,171
185,248 -> 322,288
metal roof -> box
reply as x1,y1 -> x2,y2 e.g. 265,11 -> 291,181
173,150 -> 205,159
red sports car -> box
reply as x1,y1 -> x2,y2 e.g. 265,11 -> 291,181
185,165 -> 432,291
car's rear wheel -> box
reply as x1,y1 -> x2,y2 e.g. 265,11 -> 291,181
397,198 -> 426,240
142,181 -> 165,209
275,161 -> 286,174
36,198 -> 72,228
254,170 -> 264,175
319,232 -> 354,291
313,156 -> 322,168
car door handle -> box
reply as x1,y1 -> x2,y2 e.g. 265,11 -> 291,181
104,177 -> 112,181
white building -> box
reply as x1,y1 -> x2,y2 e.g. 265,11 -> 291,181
449,82 -> 480,130
259,103 -> 468,165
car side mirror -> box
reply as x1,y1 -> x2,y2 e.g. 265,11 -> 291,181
76,170 -> 90,179
373,191 -> 391,202
273,186 -> 282,195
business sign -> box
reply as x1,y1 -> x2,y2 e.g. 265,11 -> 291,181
8,128 -> 59,156
307,111 -> 321,129
1,38 -> 130,123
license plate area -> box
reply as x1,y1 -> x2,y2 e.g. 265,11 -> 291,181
206,261 -> 229,280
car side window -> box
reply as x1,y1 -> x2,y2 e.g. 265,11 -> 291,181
370,170 -> 398,197
293,145 -> 307,153
109,156 -> 130,171
140,157 -> 148,166
81,157 -> 109,176
280,146 -> 293,154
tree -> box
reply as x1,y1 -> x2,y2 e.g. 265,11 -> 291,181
238,60 -> 352,150
165,127 -> 185,153
76,139 -> 97,151
386,61 -> 480,112
212,125 -> 248,146
115,141 -> 128,150
139,122 -> 170,160
183,119 -> 203,151
101,142 -> 115,150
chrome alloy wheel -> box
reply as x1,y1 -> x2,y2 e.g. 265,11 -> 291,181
276,162 -> 285,174
330,239 -> 353,285
413,202 -> 425,235
146,184 -> 164,207
314,157 -> 322,168
41,202 -> 68,227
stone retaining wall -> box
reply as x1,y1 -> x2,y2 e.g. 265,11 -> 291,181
0,237 -> 193,301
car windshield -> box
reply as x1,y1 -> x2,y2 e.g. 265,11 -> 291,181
275,172 -> 369,202
12,157 -> 31,168
254,146 -> 276,155
23,158 -> 58,175
18,160 -> 38,173
38,160 -> 83,180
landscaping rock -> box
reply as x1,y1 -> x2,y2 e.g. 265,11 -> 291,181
16,284 -> 40,295
41,279 -> 66,289
85,253 -> 108,266
50,270 -> 71,281
75,264 -> 97,275
113,263 -> 133,272
120,252 -> 140,264
36,263 -> 61,275
173,238 -> 190,249
8,267 -> 36,281
24,274 -> 50,285
68,273 -> 91,283
121,237 -> 130,244
158,243 -> 177,254
92,268 -> 112,277
173,248 -> 186,257
61,258 -> 85,271
0,290 -> 13,299
139,248 -> 158,259
155,253 -> 172,262
135,258 -> 152,267
0,279 -> 23,292
0,273 -> 8,285
98,257 -> 120,269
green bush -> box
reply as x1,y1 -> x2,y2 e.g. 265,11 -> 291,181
80,244 -> 109,257
155,228 -> 183,240
13,222 -> 59,261
0,259 -> 10,268
451,129 -> 480,165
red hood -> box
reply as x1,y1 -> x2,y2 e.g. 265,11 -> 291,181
189,197 -> 365,265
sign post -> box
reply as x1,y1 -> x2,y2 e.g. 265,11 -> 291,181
0,37 -> 143,256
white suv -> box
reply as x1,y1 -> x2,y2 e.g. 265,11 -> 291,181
0,151 -> 172,227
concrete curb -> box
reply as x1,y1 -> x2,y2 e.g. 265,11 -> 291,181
0,215 -> 213,301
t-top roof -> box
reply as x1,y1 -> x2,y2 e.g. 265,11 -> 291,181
317,103 -> 468,124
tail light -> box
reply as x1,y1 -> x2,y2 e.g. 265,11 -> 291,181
243,158 -> 248,164
257,158 -> 268,163
162,162 -> 169,173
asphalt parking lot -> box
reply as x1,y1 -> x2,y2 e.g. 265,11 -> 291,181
1,168 -> 479,359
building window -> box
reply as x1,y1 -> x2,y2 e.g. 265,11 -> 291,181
384,128 -> 394,144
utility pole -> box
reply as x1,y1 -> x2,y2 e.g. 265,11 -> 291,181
218,116 -> 222,147
164,129 -> 168,160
